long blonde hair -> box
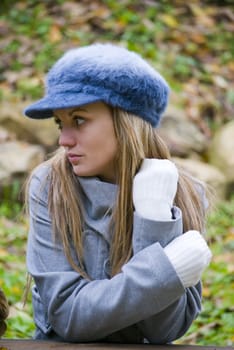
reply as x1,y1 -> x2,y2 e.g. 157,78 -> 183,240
28,107 -> 207,279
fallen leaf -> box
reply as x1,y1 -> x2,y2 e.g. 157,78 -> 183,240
49,24 -> 62,43
0,249 -> 8,258
161,14 -> 179,28
212,75 -> 228,89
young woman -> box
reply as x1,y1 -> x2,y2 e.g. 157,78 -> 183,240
24,43 -> 211,343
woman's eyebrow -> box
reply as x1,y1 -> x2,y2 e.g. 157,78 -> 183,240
69,107 -> 88,115
53,108 -> 88,119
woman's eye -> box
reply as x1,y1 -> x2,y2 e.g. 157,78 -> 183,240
54,118 -> 62,130
75,117 -> 85,126
53,115 -> 85,129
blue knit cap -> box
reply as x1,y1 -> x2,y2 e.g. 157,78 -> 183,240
24,43 -> 169,127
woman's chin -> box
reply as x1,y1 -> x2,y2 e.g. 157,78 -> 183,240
72,166 -> 92,177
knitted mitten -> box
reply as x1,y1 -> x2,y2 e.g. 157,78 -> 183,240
133,159 -> 178,221
164,230 -> 212,288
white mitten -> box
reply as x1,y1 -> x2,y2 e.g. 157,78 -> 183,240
164,230 -> 212,288
133,159 -> 178,221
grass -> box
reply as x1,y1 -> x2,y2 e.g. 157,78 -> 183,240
0,212 -> 34,338
177,196 -> 234,346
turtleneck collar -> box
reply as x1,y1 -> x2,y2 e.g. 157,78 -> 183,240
77,177 -> 118,242
78,176 -> 118,218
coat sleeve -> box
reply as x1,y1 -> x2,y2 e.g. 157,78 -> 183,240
27,166 -> 188,343
132,210 -> 202,343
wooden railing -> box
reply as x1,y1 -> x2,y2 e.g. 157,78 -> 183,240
0,340 -> 233,350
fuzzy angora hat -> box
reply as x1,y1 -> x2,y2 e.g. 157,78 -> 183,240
24,43 -> 169,127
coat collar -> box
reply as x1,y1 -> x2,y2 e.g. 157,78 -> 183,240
78,177 -> 118,242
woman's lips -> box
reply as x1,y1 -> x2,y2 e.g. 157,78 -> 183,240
67,154 -> 83,164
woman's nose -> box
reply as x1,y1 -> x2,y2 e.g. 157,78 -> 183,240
58,127 -> 76,148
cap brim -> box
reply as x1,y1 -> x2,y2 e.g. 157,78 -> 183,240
24,93 -> 102,119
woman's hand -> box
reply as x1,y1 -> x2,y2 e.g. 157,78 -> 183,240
133,158 -> 178,221
164,230 -> 212,288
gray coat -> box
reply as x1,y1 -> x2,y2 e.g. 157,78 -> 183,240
27,164 -> 202,344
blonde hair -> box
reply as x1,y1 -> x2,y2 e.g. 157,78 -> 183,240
27,107 -> 207,279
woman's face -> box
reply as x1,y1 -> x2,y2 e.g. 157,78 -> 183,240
54,102 -> 118,183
